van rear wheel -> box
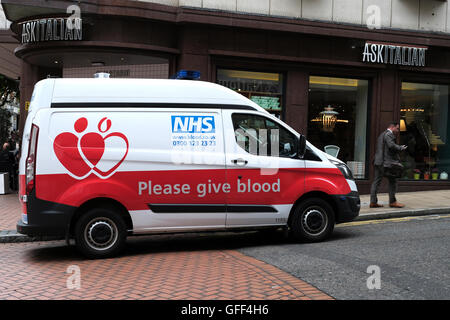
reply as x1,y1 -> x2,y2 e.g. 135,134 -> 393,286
291,198 -> 335,242
75,207 -> 127,259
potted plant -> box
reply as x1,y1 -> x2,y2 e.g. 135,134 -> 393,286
424,171 -> 430,180
413,169 -> 421,180
432,168 -> 439,180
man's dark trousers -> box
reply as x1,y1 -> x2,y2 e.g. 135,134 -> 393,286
370,165 -> 397,204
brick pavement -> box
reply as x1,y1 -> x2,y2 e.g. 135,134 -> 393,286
0,192 -> 20,231
0,238 -> 333,300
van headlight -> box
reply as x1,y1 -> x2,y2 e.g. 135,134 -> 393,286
331,160 -> 354,180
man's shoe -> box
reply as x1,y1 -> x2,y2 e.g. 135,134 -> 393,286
370,203 -> 384,208
389,202 -> 405,208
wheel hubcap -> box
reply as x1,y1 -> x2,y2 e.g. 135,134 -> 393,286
302,207 -> 327,236
85,218 -> 118,251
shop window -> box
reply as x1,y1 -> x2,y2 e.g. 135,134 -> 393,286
63,63 -> 169,79
400,82 -> 450,181
217,69 -> 283,118
308,76 -> 369,179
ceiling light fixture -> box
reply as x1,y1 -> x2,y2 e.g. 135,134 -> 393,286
310,105 -> 349,132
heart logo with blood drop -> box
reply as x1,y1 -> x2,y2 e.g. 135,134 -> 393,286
80,133 -> 105,166
53,117 -> 129,179
54,132 -> 91,177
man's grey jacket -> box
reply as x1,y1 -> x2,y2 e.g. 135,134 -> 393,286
373,130 -> 403,167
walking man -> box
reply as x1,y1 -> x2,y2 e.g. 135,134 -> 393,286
370,122 -> 407,208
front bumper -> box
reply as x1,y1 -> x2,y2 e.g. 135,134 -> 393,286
332,191 -> 360,223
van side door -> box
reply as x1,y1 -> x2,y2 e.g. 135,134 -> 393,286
222,110 -> 306,227
131,109 -> 227,233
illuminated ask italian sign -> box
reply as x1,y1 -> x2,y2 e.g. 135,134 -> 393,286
20,18 -> 82,44
362,42 -> 427,67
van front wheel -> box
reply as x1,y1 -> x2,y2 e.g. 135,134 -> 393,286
291,198 -> 335,242
75,207 -> 127,259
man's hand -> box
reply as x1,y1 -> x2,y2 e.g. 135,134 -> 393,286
401,145 -> 408,151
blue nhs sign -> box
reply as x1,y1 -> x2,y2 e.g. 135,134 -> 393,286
171,115 -> 215,133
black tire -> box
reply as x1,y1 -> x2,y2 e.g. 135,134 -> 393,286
74,206 -> 127,259
290,197 -> 335,242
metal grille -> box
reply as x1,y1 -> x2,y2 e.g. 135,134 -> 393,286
63,63 -> 169,79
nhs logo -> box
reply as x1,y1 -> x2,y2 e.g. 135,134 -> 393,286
172,115 -> 215,133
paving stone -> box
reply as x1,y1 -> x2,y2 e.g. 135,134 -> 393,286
0,240 -> 332,300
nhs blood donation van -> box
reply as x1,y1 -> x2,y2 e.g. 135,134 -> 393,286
17,74 -> 360,258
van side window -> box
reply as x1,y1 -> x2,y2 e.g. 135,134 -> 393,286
232,114 -> 298,158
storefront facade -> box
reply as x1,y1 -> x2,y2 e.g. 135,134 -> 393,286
3,0 -> 450,194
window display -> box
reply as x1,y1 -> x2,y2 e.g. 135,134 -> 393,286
217,69 -> 283,118
400,82 -> 450,181
308,76 -> 369,179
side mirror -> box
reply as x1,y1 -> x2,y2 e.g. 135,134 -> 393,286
298,135 -> 306,159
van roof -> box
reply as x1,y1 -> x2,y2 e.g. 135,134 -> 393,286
40,78 -> 267,113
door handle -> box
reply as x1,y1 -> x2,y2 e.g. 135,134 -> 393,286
232,158 -> 248,166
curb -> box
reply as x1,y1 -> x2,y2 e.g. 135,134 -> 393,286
0,230 -> 62,243
355,207 -> 450,221
1,208 -> 449,244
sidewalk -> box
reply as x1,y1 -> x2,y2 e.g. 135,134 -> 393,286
358,189 -> 450,220
1,189 -> 450,242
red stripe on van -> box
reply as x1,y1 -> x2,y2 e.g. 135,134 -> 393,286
34,168 -> 350,211
19,175 -> 27,214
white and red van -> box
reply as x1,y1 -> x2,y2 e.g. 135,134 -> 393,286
17,76 -> 360,258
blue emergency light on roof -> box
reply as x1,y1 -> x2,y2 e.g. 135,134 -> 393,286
173,70 -> 201,80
